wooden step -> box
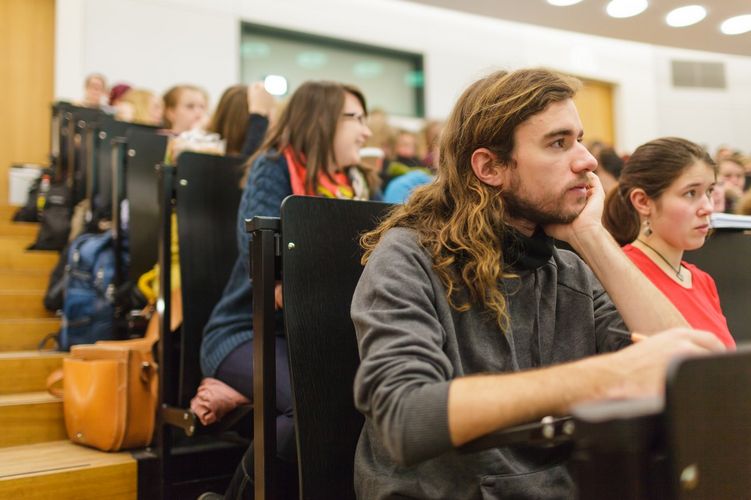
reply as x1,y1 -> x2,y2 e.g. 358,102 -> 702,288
0,440 -> 136,499
0,269 -> 51,291
0,319 -> 60,351
0,392 -> 66,447
0,235 -> 59,258
0,290 -> 56,319
0,235 -> 45,250
0,351 -> 66,394
0,233 -> 39,244
0,204 -> 26,219
0,247 -> 58,272
0,221 -> 39,238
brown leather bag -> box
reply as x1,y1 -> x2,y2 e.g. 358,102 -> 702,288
47,315 -> 159,452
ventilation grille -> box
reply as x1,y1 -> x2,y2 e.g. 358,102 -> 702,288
671,60 -> 726,89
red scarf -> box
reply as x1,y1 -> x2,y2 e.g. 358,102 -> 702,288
283,147 -> 355,198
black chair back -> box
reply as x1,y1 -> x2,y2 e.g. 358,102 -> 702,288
155,154 -> 249,500
175,152 -> 246,405
665,346 -> 751,498
280,196 -> 392,500
684,229 -> 751,342
51,102 -> 107,203
91,117 -> 158,219
121,128 -> 168,281
572,347 -> 751,499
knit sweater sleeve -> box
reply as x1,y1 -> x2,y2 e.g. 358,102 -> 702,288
352,228 -> 453,466
240,113 -> 270,158
200,151 -> 291,376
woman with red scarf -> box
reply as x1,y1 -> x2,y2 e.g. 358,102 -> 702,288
195,80 -> 379,499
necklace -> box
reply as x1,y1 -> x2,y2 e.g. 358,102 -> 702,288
636,239 -> 684,281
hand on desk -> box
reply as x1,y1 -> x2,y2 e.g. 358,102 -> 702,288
600,327 -> 726,400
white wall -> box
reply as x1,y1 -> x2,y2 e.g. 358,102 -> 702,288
55,0 -> 751,153
652,46 -> 751,153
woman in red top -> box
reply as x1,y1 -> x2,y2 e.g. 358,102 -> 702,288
603,137 -> 735,347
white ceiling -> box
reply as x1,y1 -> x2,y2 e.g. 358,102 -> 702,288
403,0 -> 751,57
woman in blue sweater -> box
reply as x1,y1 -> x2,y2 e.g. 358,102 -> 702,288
194,80 -> 378,499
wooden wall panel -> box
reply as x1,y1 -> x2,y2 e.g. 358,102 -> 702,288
574,79 -> 615,148
0,0 -> 55,205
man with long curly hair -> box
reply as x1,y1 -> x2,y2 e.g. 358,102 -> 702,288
351,68 -> 725,499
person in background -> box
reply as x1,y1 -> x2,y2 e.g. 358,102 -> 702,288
108,83 -> 132,108
711,180 -> 727,213
363,108 -> 394,181
603,137 -> 734,348
162,84 -> 209,134
593,146 -> 623,195
81,73 -> 108,108
382,129 -> 431,189
115,88 -> 163,126
207,82 -> 275,157
421,119 -> 444,169
717,156 -> 746,212
734,187 -> 751,215
382,169 -> 433,204
714,145 -> 734,163
365,108 -> 394,158
196,80 -> 380,499
392,129 -> 422,167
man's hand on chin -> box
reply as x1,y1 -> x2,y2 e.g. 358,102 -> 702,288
543,172 -> 605,244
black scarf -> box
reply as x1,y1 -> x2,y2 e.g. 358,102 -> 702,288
501,226 -> 554,271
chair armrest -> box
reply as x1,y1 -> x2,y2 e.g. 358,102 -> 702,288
161,404 -> 254,438
459,416 -> 574,453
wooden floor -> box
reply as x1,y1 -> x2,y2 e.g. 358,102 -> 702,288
0,207 -> 138,498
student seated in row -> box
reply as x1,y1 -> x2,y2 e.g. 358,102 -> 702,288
162,84 -> 208,135
195,80 -> 380,499
351,68 -> 725,499
603,137 -> 735,348
207,82 -> 275,157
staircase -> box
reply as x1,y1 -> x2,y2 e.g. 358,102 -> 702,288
0,207 -> 138,499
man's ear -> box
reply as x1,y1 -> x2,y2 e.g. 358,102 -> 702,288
470,148 -> 504,187
629,188 -> 653,217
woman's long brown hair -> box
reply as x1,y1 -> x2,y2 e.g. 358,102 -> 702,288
207,84 -> 249,156
244,81 -> 379,192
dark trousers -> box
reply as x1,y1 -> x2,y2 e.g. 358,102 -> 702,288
215,337 -> 298,499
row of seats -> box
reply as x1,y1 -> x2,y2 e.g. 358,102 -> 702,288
247,195 -> 751,499
50,100 -> 751,499
49,102 -> 248,497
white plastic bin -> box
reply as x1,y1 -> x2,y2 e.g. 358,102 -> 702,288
8,165 -> 43,206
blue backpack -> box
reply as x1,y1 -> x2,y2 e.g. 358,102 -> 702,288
59,231 -> 125,350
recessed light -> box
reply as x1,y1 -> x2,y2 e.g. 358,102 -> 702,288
720,14 -> 751,35
546,0 -> 583,6
665,5 -> 707,27
606,0 -> 648,19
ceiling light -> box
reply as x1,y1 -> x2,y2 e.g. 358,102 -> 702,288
665,5 -> 707,27
720,15 -> 751,35
606,0 -> 648,19
546,0 -> 583,6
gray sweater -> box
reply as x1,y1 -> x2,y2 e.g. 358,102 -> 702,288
352,227 -> 630,499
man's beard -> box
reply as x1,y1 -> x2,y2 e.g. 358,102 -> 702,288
501,173 -> 588,226
502,190 -> 579,225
